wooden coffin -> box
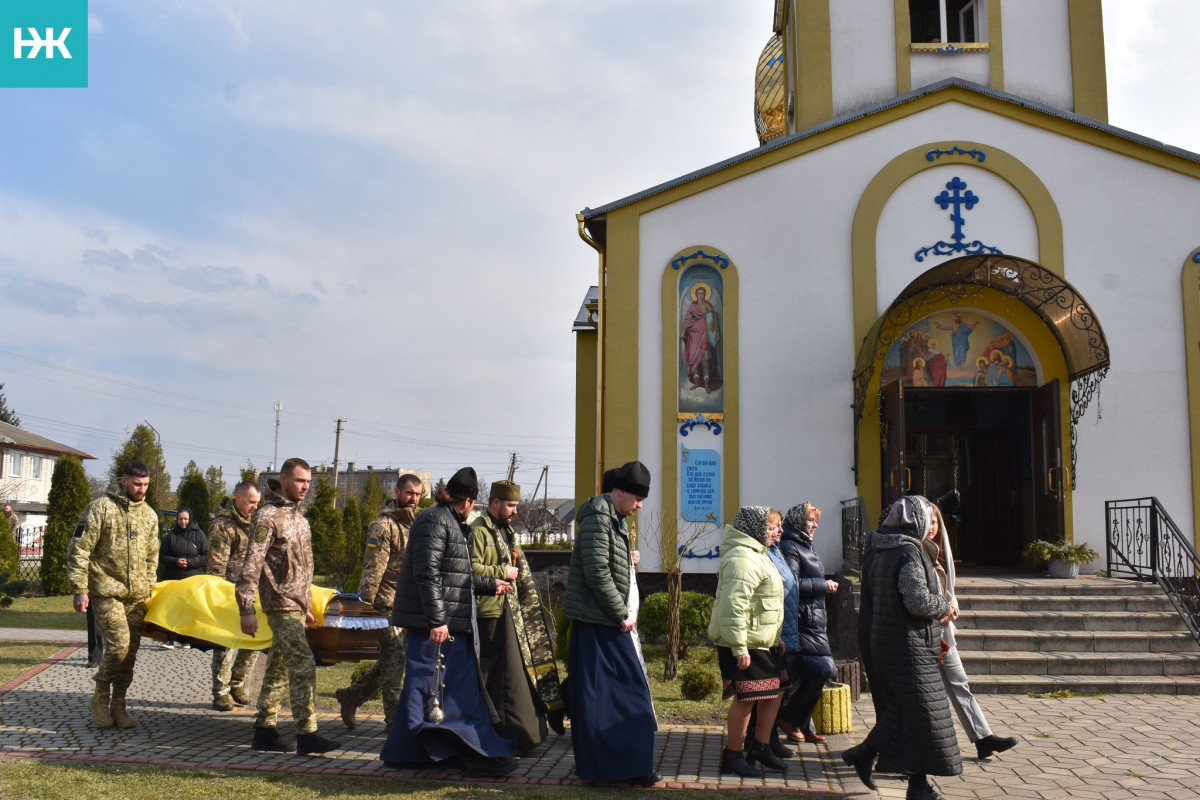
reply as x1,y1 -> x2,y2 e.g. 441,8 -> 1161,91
306,593 -> 389,664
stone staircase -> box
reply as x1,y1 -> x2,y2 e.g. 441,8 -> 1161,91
952,575 -> 1200,694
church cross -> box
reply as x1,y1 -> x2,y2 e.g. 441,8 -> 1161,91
934,176 -> 978,245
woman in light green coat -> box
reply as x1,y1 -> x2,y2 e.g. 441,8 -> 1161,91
708,506 -> 788,776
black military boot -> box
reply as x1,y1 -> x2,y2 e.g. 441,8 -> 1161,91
251,726 -> 291,752
296,731 -> 341,756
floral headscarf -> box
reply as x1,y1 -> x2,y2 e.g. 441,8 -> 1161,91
732,505 -> 770,545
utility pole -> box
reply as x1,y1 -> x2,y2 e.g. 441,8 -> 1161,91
272,400 -> 282,471
332,419 -> 344,493
506,451 -> 519,481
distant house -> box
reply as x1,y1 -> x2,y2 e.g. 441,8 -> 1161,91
257,463 -> 433,507
0,420 -> 96,546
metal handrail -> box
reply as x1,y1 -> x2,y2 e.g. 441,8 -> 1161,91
841,496 -> 866,574
1106,497 -> 1200,642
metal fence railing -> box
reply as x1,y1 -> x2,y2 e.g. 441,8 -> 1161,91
841,496 -> 866,574
10,526 -> 45,591
1106,497 -> 1200,643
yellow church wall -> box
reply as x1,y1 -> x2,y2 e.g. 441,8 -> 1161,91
574,328 -> 597,509
601,211 -> 642,479
1182,249 -> 1200,548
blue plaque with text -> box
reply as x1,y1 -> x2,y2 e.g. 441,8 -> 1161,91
681,448 -> 720,523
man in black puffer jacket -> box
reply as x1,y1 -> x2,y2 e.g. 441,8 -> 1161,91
381,467 -> 518,777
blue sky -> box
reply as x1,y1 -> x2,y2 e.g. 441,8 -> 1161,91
0,1 -> 1195,499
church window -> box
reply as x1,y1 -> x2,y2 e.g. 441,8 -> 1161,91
909,0 -> 987,44
8,453 -> 21,477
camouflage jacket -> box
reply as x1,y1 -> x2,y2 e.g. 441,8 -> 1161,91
357,505 -> 416,612
234,484 -> 313,616
66,490 -> 160,601
206,502 -> 255,582
470,512 -> 515,619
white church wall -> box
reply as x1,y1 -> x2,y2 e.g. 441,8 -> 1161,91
911,51 -> 989,90
830,0 -> 898,119
632,97 -> 1200,571
1000,0 -> 1074,111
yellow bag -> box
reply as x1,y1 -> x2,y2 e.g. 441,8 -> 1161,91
811,681 -> 852,734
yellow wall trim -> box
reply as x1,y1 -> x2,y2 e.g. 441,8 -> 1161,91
795,0 -> 833,128
1068,0 -> 1108,122
988,0 -> 1004,91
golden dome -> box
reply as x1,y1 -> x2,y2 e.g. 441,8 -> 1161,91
754,33 -> 786,145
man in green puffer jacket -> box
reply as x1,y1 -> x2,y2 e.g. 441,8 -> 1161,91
564,460 -> 661,787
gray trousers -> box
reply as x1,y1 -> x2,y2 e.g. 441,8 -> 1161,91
939,625 -> 992,742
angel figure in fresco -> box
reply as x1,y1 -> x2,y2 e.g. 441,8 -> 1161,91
925,338 -> 948,387
934,313 -> 979,367
681,285 -> 723,392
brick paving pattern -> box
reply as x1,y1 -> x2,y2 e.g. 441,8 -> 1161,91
2,629 -> 1200,797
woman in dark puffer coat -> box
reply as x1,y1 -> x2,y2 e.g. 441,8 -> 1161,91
776,502 -> 837,743
842,495 -> 961,800
158,508 -> 208,581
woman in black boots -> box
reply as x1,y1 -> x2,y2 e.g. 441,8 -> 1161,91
707,506 -> 789,777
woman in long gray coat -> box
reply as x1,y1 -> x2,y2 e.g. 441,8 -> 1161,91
842,495 -> 961,800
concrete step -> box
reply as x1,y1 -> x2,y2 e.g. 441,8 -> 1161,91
959,650 -> 1200,677
955,594 -> 1175,612
952,576 -> 1160,596
953,628 -> 1200,653
966,673 -> 1200,695
955,609 -> 1183,632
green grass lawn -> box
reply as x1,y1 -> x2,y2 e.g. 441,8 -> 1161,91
0,595 -> 84,630
0,760 -> 760,800
0,642 -> 65,684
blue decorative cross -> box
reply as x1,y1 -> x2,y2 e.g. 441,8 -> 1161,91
936,176 -> 978,248
914,176 -> 1003,262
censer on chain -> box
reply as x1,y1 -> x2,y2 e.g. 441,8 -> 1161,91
426,636 -> 453,723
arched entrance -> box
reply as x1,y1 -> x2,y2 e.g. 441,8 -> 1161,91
853,254 -> 1110,565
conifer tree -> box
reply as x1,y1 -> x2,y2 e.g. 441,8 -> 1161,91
359,471 -> 386,525
40,455 -> 91,595
0,512 -> 16,577
305,475 -> 343,576
108,424 -> 169,512
204,465 -> 227,508
342,494 -> 364,567
176,466 -> 212,532
0,382 -> 19,427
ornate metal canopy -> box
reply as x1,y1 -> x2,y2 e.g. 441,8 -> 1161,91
853,254 -> 1111,485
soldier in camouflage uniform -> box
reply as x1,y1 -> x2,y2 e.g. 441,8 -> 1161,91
471,480 -> 566,752
67,461 -> 159,729
207,480 -> 262,711
235,458 -> 339,756
335,472 -> 422,731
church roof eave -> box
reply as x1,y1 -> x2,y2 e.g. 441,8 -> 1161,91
579,77 -> 1200,223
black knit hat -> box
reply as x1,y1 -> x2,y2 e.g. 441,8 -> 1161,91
611,460 -> 651,498
446,467 -> 479,501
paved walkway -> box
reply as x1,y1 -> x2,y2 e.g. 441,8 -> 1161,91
2,630 -> 1200,797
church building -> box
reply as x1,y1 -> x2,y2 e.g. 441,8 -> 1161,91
573,1 -> 1200,574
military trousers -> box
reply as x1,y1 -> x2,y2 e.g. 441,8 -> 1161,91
212,645 -> 261,699
90,595 -> 147,695
342,625 -> 406,723
256,611 -> 318,733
